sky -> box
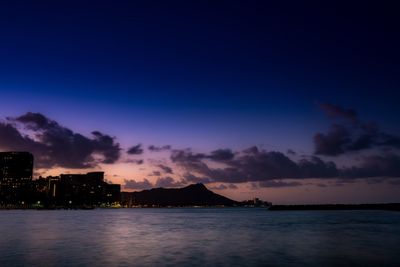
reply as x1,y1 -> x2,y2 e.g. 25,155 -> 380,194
1,1 -> 400,204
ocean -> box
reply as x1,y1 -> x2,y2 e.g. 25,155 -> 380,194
0,208 -> 399,266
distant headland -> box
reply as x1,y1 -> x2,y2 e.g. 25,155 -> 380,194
121,183 -> 270,208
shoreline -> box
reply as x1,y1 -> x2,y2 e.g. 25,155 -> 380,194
1,203 -> 400,211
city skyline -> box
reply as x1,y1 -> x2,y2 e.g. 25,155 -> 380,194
1,1 -> 400,204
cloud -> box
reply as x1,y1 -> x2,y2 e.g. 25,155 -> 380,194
210,183 -> 238,190
319,103 -> 358,123
242,146 -> 259,155
124,179 -> 153,190
171,145 -> 400,186
183,173 -> 213,184
228,183 -> 238,189
148,145 -> 171,152
210,184 -> 228,190
170,148 -> 234,163
126,159 -> 144,165
171,149 -> 206,163
150,171 -> 161,176
342,153 -> 400,178
157,164 -> 173,174
298,156 -> 339,178
0,122 -> 44,153
1,112 -> 120,169
154,176 -> 186,188
14,112 -> 58,130
91,131 -> 120,164
208,149 -> 235,161
287,149 -> 296,155
258,180 -> 303,188
124,177 -> 185,190
172,147 -> 340,184
127,144 -> 143,155
315,104 -> 400,156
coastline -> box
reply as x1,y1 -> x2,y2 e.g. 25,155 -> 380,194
2,203 -> 400,211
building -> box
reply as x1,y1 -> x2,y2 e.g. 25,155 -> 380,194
0,151 -> 121,207
0,151 -> 34,204
55,172 -> 120,207
29,172 -> 121,208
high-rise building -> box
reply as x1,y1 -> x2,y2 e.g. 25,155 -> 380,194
57,172 -> 120,206
0,152 -> 34,204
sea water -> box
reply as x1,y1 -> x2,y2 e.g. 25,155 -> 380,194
0,208 -> 399,266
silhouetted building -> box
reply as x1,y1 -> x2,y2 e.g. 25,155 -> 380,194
240,198 -> 271,207
0,152 -> 121,208
55,172 -> 120,207
104,183 -> 121,204
48,176 -> 60,198
29,173 -> 121,208
0,152 -> 33,204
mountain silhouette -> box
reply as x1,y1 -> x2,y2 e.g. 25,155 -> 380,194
123,183 -> 238,207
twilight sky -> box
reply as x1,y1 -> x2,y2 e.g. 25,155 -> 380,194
1,1 -> 400,204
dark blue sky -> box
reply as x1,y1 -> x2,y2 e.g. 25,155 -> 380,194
1,1 -> 399,135
1,1 -> 399,111
1,1 -> 400,202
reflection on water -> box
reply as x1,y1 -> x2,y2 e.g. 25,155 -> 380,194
0,209 -> 399,266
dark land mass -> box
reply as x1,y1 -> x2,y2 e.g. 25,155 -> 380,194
269,203 -> 400,211
122,183 -> 241,207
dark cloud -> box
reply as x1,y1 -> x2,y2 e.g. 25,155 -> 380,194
379,133 -> 400,148
172,147 -> 340,184
124,179 -> 153,190
171,149 -> 206,163
208,149 -> 235,161
210,184 -> 228,190
210,183 -> 238,190
319,103 -> 358,123
314,124 -> 352,156
0,122 -> 44,153
125,159 -> 144,165
315,104 -> 400,156
172,145 -> 400,186
298,156 -> 339,178
14,112 -> 58,130
388,179 -> 400,185
127,144 -> 143,155
342,154 -> 400,178
171,148 -> 234,163
124,177 -> 185,190
148,145 -> 171,152
1,112 -> 120,169
157,164 -> 173,174
242,146 -> 259,155
154,176 -> 186,188
227,183 -> 238,189
91,131 -> 120,164
287,149 -> 296,155
183,173 -> 213,184
258,180 -> 303,188
230,184 -> 238,189
150,171 -> 161,176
